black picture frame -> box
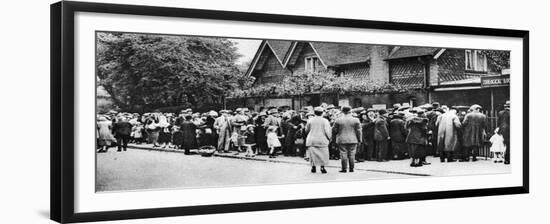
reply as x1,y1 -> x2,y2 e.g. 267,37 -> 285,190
50,1 -> 529,223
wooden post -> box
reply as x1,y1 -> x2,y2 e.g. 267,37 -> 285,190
490,88 -> 494,117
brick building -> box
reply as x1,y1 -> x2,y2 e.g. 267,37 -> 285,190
233,39 -> 509,114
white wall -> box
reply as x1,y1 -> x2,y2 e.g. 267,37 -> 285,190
0,0 -> 544,223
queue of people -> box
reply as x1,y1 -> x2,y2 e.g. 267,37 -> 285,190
96,100 -> 511,173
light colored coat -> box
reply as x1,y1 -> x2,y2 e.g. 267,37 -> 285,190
305,116 -> 332,147
436,111 -> 462,152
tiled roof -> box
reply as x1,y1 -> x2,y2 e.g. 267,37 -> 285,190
311,42 -> 372,66
390,59 -> 425,88
267,40 -> 293,64
392,76 -> 424,88
341,63 -> 370,79
387,46 -> 439,60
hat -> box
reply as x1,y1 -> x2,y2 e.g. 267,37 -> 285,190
504,100 -> 510,107
470,104 -> 482,110
235,108 -> 243,112
268,108 -> 278,115
419,104 -> 433,110
398,105 -> 410,111
415,108 -> 425,114
392,103 -> 401,109
209,110 -> 218,117
432,102 -> 440,108
351,107 -> 365,114
341,106 -> 352,113
366,108 -> 376,112
378,109 -> 388,115
326,104 -> 335,109
314,106 -> 325,113
394,111 -> 406,118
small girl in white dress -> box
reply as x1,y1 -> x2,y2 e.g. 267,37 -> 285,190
266,126 -> 281,158
490,131 -> 506,163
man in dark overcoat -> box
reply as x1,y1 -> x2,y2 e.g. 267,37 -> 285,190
374,109 -> 390,162
461,104 -> 488,162
498,101 -> 511,164
180,115 -> 198,155
389,112 -> 408,159
113,116 -> 133,152
361,109 -> 377,161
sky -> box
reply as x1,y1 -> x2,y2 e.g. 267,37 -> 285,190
229,38 -> 262,65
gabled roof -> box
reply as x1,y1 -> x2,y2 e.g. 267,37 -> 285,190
386,46 -> 440,60
266,40 -> 293,65
309,42 -> 372,66
245,40 -> 294,77
245,40 -> 267,77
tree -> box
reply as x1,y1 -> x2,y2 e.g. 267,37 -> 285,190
97,32 -> 252,112
481,50 -> 510,71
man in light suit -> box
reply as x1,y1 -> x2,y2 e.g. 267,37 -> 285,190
332,106 -> 362,173
214,110 -> 232,152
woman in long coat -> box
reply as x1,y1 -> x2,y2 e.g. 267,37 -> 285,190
284,115 -> 302,156
305,108 -> 332,174
361,111 -> 376,161
405,111 -> 429,167
436,109 -> 462,162
254,115 -> 268,155
180,115 -> 198,155
97,116 -> 116,152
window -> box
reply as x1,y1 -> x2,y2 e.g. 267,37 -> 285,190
465,50 -> 487,72
305,56 -> 319,72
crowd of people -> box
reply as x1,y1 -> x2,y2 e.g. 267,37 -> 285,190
96,100 -> 511,173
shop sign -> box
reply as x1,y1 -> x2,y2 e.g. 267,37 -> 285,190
481,75 -> 510,88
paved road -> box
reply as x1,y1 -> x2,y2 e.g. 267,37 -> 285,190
97,147 -> 511,192
96,148 -> 405,192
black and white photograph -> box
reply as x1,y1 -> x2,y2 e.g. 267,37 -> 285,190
95,31 -> 512,192
0,0 -> 542,223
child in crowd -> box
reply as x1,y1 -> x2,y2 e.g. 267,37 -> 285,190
171,125 -> 184,150
267,126 -> 282,158
490,128 -> 506,163
243,125 -> 256,157
131,122 -> 144,144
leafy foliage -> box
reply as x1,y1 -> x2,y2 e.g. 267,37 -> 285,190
480,50 -> 510,71
228,71 -> 411,98
97,32 -> 253,112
